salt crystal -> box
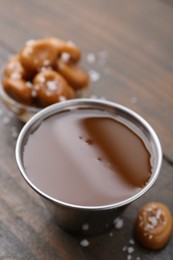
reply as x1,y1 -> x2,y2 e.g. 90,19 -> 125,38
80,239 -> 90,247
67,40 -> 76,47
86,52 -> 96,64
130,96 -> 138,104
82,223 -> 89,231
129,239 -> 135,245
114,217 -> 124,229
127,255 -> 132,260
89,94 -> 98,99
89,70 -> 100,82
26,81 -> 33,88
156,209 -> 162,219
12,131 -> 18,139
3,117 -> 10,124
11,72 -> 21,79
123,246 -> 127,252
38,76 -> 45,83
109,232 -> 113,237
8,62 -> 16,70
61,52 -> 71,62
25,39 -> 35,46
148,216 -> 158,227
47,81 -> 58,91
31,90 -> 37,97
127,247 -> 134,254
149,235 -> 153,239
43,60 -> 50,66
59,96 -> 66,102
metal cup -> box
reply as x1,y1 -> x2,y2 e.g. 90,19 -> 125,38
16,99 -> 162,235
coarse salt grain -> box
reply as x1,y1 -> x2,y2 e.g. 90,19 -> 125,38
127,255 -> 132,260
25,39 -> 35,46
129,239 -> 135,245
31,90 -> 37,97
130,96 -> 138,104
80,239 -> 90,247
82,223 -> 89,231
43,60 -> 51,66
47,81 -> 58,91
61,52 -> 71,62
11,72 -> 21,79
123,246 -> 127,252
59,96 -> 66,102
38,76 -> 46,83
86,52 -> 96,64
127,247 -> 134,254
89,70 -> 100,82
3,117 -> 10,124
114,217 -> 124,229
26,81 -> 33,88
67,40 -> 76,47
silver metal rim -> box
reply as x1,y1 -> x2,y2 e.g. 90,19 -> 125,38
15,98 -> 162,211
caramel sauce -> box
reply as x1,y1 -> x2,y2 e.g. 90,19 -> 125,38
23,109 -> 152,206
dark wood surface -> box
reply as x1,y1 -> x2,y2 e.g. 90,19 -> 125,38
0,0 -> 173,259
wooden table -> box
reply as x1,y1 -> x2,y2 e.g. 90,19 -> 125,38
0,0 -> 173,259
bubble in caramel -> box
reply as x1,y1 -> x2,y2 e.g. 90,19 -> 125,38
23,108 -> 152,207
135,201 -> 173,250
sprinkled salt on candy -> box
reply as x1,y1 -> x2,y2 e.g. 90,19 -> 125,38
38,76 -> 46,83
43,60 -> 51,66
82,223 -> 89,231
8,62 -> 16,70
80,239 -> 90,247
86,52 -> 96,64
114,217 -> 124,229
47,81 -> 58,91
31,90 -> 37,97
11,72 -> 21,79
26,81 -> 33,88
135,202 -> 173,250
89,70 -> 100,82
61,52 -> 71,62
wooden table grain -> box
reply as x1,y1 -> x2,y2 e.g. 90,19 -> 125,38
0,0 -> 173,259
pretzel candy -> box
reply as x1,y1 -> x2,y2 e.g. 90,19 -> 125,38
2,37 -> 89,109
50,38 -> 81,63
4,55 -> 27,79
20,39 -> 59,72
3,78 -> 33,105
56,60 -> 89,90
135,201 -> 173,250
33,70 -> 75,107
